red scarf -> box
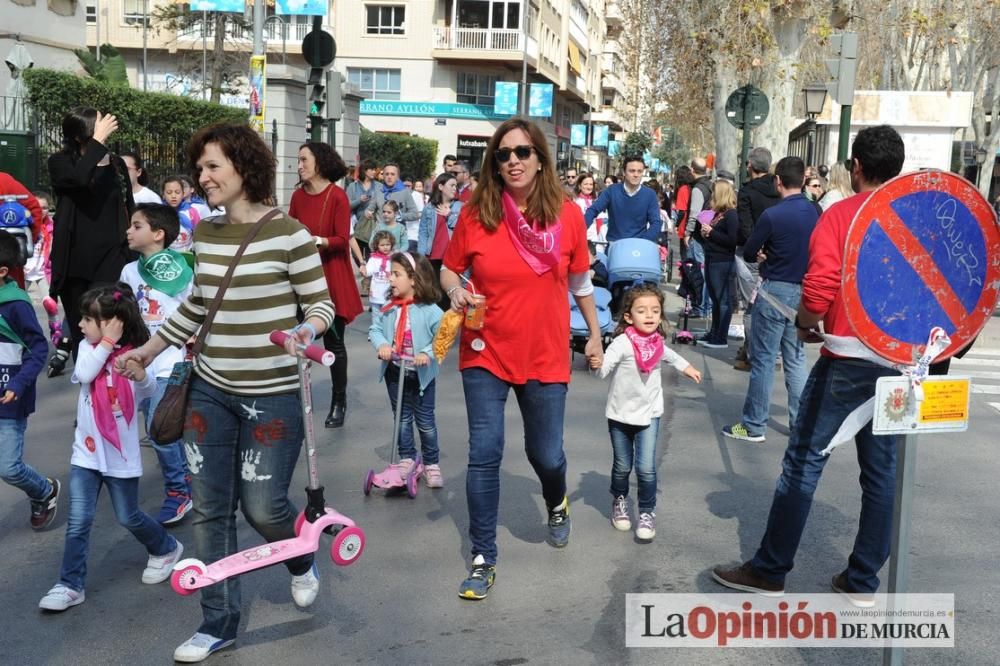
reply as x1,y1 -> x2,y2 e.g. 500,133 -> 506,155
381,298 -> 413,353
623,326 -> 664,374
91,345 -> 135,458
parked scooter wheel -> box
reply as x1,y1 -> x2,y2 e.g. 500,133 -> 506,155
406,470 -> 419,499
363,469 -> 375,496
170,559 -> 206,596
331,526 -> 365,565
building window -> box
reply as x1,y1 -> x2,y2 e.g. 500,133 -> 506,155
123,0 -> 148,25
86,4 -> 96,23
457,73 -> 499,106
366,5 -> 405,35
347,67 -> 401,100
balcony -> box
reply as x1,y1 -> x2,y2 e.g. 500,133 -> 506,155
176,21 -> 311,44
432,26 -> 523,52
602,70 -> 623,93
605,0 -> 623,26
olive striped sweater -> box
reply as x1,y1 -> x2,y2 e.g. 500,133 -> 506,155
157,215 -> 335,395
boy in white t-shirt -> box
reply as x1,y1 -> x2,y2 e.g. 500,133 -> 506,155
120,203 -> 195,525
363,230 -> 395,312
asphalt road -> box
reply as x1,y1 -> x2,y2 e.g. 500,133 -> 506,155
1,287 -> 998,666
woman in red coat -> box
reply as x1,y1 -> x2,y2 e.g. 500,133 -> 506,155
289,142 -> 363,427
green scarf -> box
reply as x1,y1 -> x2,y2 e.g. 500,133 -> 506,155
0,278 -> 31,349
137,249 -> 194,297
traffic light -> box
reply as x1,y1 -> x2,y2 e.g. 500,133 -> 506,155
308,65 -> 327,117
825,32 -> 858,106
325,70 -> 343,121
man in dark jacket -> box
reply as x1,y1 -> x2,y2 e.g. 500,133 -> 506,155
733,147 -> 781,369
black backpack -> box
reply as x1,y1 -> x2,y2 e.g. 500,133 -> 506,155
677,258 -> 704,300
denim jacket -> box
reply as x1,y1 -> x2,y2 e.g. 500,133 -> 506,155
369,301 -> 444,391
417,201 -> 463,256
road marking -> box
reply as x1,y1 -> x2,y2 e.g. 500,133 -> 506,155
958,372 -> 1000,380
971,385 -> 1000,394
952,358 -> 1000,367
961,348 -> 1000,358
988,402 -> 1000,415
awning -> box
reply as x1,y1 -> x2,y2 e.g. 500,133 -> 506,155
567,41 -> 582,75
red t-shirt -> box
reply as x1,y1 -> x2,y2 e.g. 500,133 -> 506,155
801,191 -> 872,357
443,199 -> 590,384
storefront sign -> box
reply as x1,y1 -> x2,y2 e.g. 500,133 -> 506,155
458,136 -> 489,149
360,100 -> 506,120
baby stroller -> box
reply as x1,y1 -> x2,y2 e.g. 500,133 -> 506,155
569,287 -> 615,362
607,238 -> 662,316
673,258 -> 703,344
0,194 -> 35,264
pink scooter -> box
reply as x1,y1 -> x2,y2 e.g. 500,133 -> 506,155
170,330 -> 366,596
363,355 -> 424,499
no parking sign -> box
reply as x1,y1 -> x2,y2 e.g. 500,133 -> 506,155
843,171 -> 1000,365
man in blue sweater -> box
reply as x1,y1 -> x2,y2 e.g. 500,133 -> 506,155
584,156 -> 660,243
723,156 -> 819,443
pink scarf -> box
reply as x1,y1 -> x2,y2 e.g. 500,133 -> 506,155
624,326 -> 664,374
501,191 -> 562,275
371,250 -> 392,275
91,345 -> 135,457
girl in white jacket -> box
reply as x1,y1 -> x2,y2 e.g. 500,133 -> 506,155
590,285 -> 701,541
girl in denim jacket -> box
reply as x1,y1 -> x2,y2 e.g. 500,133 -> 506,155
368,252 -> 445,487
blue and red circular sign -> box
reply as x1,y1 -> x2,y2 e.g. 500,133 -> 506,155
843,171 -> 1000,364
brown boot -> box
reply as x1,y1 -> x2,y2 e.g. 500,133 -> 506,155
733,344 -> 750,371
712,561 -> 784,596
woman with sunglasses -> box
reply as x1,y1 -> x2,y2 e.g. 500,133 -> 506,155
439,118 -> 603,601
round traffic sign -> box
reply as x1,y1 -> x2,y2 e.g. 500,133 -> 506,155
302,29 -> 336,68
725,85 -> 769,130
843,170 -> 1000,364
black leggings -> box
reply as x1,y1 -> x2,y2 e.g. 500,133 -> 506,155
58,277 -> 94,361
322,316 -> 348,395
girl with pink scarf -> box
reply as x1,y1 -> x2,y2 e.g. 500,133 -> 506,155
591,285 -> 702,543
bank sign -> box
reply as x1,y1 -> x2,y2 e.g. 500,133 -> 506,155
360,101 -> 507,121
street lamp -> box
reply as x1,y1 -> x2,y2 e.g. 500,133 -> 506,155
802,82 -> 827,167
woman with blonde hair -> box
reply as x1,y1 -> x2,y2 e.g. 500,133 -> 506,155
697,180 -> 739,348
439,117 -> 603,600
820,161 -> 852,211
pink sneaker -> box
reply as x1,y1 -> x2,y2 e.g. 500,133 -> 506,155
394,458 -> 415,478
424,464 -> 443,488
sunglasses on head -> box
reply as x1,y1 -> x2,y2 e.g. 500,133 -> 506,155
495,145 -> 535,163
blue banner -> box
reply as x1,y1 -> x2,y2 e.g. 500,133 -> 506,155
494,82 -> 519,116
570,124 -> 587,146
190,0 -> 244,11
360,100 -> 509,120
651,157 -> 661,172
608,140 -> 620,157
528,83 -> 553,117
276,0 -> 327,15
592,125 -> 609,147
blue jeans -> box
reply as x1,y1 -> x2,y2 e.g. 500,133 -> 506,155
0,418 -> 51,500
608,418 -> 660,513
462,367 -> 568,565
751,357 -> 900,593
686,238 -> 712,316
741,280 -> 808,435
184,375 -> 310,641
384,363 -> 439,465
140,377 -> 191,495
705,259 -> 734,344
60,465 -> 176,592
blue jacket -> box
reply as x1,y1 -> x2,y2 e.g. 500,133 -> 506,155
742,193 -> 819,283
417,201 -> 462,256
584,183 -> 660,242
0,298 -> 49,419
369,301 -> 444,391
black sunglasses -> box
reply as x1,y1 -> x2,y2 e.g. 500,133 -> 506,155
495,145 -> 535,163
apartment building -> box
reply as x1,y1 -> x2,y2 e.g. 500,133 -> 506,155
80,0 -> 634,174
333,0 -> 629,174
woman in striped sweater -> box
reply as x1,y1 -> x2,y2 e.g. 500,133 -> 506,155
117,123 -> 334,664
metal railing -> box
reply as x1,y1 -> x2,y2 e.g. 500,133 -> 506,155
177,21 -> 310,43
431,27 -> 524,52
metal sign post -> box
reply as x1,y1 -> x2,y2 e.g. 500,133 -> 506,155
725,85 -> 769,184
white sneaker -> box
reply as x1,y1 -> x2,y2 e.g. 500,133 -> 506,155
291,563 -> 319,608
39,583 -> 85,611
141,540 -> 184,584
173,633 -> 235,663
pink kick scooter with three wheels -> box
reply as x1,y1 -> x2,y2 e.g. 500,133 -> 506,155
363,354 -> 424,499
170,330 -> 366,596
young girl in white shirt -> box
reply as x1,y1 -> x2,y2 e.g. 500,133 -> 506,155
38,283 -> 183,612
591,285 -> 701,541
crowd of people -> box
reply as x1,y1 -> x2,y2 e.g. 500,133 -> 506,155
0,109 -> 923,660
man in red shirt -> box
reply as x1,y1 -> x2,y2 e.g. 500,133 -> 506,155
712,126 -> 906,608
